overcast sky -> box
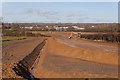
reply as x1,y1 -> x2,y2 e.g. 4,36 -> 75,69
2,2 -> 118,23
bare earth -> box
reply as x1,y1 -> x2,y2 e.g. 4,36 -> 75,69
2,32 -> 118,78
2,37 -> 45,78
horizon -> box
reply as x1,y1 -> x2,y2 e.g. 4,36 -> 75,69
2,22 -> 119,24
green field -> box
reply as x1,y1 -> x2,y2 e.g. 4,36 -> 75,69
1,37 -> 26,42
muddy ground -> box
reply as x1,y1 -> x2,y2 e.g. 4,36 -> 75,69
2,32 -> 118,78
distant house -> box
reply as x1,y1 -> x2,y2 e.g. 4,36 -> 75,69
91,26 -> 96,27
78,28 -> 85,30
3,25 -> 11,29
4,25 -> 9,27
53,26 -> 68,31
20,26 -> 33,29
72,26 -> 85,30
46,26 -> 49,28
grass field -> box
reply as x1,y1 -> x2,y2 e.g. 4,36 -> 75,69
1,37 -> 26,42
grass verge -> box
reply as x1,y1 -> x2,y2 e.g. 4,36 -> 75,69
1,37 -> 26,42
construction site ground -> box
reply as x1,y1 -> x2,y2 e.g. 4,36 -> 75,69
2,32 -> 118,78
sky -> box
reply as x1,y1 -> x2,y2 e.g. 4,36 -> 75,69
2,2 -> 118,23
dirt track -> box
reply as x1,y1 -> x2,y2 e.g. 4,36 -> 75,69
2,32 -> 118,78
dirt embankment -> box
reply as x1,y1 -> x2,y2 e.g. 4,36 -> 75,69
2,37 -> 45,78
33,37 -> 118,78
33,32 -> 118,65
48,37 -> 118,65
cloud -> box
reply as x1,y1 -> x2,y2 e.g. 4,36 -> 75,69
79,16 -> 89,20
36,9 -> 58,15
64,13 -> 90,23
66,13 -> 88,18
25,8 -> 33,14
93,18 -> 111,22
49,11 -> 58,15
44,15 -> 61,23
24,8 -> 58,16
3,10 -> 17,15
66,13 -> 89,22
36,10 -> 48,14
66,14 -> 76,17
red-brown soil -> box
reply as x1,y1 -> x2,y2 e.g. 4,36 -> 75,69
2,32 -> 118,78
2,37 -> 45,78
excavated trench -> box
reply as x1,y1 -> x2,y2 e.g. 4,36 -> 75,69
13,39 -> 47,79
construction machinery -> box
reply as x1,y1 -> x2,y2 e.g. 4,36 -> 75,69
68,31 -> 81,39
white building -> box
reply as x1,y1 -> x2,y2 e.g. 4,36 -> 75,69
46,26 -> 49,28
91,26 -> 96,28
53,26 -> 68,31
20,26 -> 33,29
72,26 -> 85,30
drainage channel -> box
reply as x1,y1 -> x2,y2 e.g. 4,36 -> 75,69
13,39 -> 47,79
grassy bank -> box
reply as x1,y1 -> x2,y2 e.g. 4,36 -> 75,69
1,37 -> 26,42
